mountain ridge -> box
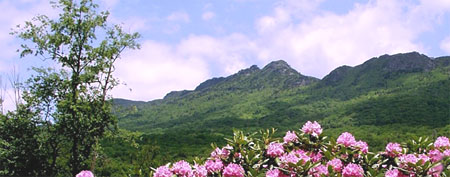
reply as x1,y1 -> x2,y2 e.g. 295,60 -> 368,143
112,51 -> 450,162
115,51 -> 449,128
161,59 -> 318,100
121,51 -> 448,103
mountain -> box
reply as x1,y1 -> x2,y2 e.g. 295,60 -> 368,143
112,52 -> 450,162
163,60 -> 318,100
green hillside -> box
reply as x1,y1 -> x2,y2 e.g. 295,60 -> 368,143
109,52 -> 450,168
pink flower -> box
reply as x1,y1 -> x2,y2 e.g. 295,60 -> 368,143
428,149 -> 443,162
308,164 -> 328,177
266,169 -> 288,177
385,169 -> 400,177
418,154 -> 430,164
400,154 -> 418,163
434,136 -> 450,149
293,149 -> 311,163
444,149 -> 450,156
399,154 -> 418,169
211,146 -> 231,159
301,121 -> 322,137
279,152 -> 299,167
267,142 -> 284,158
428,164 -> 443,177
337,132 -> 356,147
279,150 -> 310,168
193,164 -> 207,177
76,170 -> 94,177
283,131 -> 298,143
154,166 -> 173,177
327,158 -> 343,172
342,163 -> 364,177
385,143 -> 402,157
354,140 -> 369,154
223,163 -> 245,177
205,159 -> 223,173
309,151 -> 322,162
171,160 -> 192,177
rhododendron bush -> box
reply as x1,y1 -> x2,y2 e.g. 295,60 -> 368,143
148,121 -> 449,177
101,121 -> 447,177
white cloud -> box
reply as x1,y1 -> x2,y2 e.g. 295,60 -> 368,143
113,0 -> 450,101
112,33 -> 259,101
253,0 -> 447,78
4,0 -> 450,102
202,11 -> 216,21
177,34 -> 258,75
167,11 -> 191,23
0,0 -> 57,71
112,41 -> 209,101
440,36 -> 450,54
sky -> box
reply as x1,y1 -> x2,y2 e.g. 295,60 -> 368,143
1,0 -> 450,110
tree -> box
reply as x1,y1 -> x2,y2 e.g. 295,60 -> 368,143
11,0 -> 140,175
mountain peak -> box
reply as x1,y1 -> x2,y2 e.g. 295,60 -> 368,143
236,65 -> 260,76
379,52 -> 435,72
321,52 -> 438,88
262,60 -> 300,76
263,60 -> 290,70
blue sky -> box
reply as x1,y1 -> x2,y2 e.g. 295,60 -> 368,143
1,0 -> 450,109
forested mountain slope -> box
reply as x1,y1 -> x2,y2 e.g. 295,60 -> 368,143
111,52 -> 450,163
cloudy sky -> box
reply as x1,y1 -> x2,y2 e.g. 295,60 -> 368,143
1,0 -> 450,108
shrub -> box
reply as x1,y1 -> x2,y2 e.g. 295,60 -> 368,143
148,121 -> 449,176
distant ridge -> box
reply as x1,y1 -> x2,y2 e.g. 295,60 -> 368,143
163,59 -> 318,99
113,51 -> 450,163
115,51 -> 449,139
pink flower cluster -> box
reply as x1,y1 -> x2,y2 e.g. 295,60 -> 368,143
308,164 -> 328,177
383,140 -> 450,176
279,150 -> 311,167
265,169 -> 287,177
385,142 -> 402,157
399,154 -> 419,169
337,132 -> 356,147
155,158 -> 241,177
336,132 -> 369,154
283,131 -> 298,143
309,151 -> 322,162
428,149 -> 443,162
211,145 -> 231,159
327,158 -> 343,172
172,160 -> 193,177
354,140 -> 369,154
342,163 -> 364,177
434,136 -> 450,149
76,170 -> 94,177
267,142 -> 284,158
205,159 -> 223,173
385,169 -> 400,177
222,163 -> 245,177
193,164 -> 207,177
151,121 -> 450,177
301,121 -> 322,137
154,166 -> 173,177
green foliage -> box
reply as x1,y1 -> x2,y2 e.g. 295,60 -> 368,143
111,53 -> 449,166
151,124 -> 450,176
0,106 -> 49,176
0,0 -> 140,176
